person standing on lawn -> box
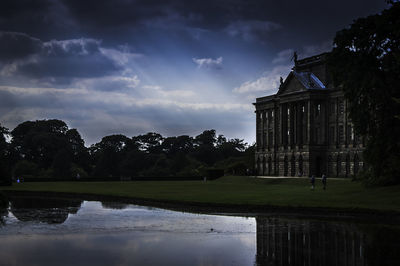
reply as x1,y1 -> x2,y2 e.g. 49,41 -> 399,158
322,174 -> 327,190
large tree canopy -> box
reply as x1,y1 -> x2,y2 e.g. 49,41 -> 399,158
10,119 -> 89,179
328,2 -> 400,185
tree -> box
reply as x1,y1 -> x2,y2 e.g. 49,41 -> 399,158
328,2 -> 400,185
66,129 -> 91,174
193,130 -> 217,165
9,119 -> 90,179
0,123 -> 11,185
52,149 -> 72,179
132,132 -> 163,153
217,138 -> 246,158
91,134 -> 132,178
11,120 -> 70,168
161,135 -> 194,155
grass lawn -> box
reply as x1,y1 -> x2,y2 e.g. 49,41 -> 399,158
1,176 -> 400,213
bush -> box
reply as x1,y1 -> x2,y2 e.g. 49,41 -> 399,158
205,168 -> 225,180
71,164 -> 89,179
13,160 -> 39,178
0,160 -> 11,186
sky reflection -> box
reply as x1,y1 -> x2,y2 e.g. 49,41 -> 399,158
0,200 -> 256,266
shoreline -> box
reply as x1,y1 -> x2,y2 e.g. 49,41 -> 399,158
3,190 -> 400,224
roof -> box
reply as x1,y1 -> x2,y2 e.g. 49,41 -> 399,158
293,71 -> 326,90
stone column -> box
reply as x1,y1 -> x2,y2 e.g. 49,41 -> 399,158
287,104 -> 291,147
307,100 -> 312,145
294,102 -> 298,147
266,109 -> 270,150
256,110 -> 260,151
344,99 -> 348,147
279,105 -> 283,146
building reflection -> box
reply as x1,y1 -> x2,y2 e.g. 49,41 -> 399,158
256,217 -> 369,266
9,196 -> 82,224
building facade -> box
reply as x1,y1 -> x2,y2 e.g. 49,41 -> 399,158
254,53 -> 364,177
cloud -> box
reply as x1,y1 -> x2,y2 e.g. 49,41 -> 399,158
272,49 -> 294,64
100,46 -> 142,66
0,32 -> 143,86
233,65 -> 288,95
192,57 -> 223,69
225,20 -> 282,42
0,84 -> 252,145
233,41 -> 333,97
300,40 -> 333,58
0,31 -> 43,62
74,75 -> 141,92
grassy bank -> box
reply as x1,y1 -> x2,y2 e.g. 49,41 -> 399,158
1,176 -> 400,213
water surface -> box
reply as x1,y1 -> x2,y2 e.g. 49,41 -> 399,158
0,196 -> 399,266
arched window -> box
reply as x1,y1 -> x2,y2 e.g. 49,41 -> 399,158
291,155 -> 296,176
336,155 -> 341,177
354,154 -> 359,175
268,157 -> 272,176
262,157 -> 266,176
284,155 -> 288,176
298,155 -> 303,176
345,154 -> 350,177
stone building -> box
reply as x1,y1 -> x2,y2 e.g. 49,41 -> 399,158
254,53 -> 364,177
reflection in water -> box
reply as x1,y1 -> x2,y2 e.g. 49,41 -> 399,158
256,217 -> 400,266
9,196 -> 82,224
0,198 -> 399,266
101,201 -> 129,210
0,194 -> 8,225
0,200 -> 256,266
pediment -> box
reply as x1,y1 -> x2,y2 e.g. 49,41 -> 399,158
277,72 -> 307,95
277,71 -> 326,95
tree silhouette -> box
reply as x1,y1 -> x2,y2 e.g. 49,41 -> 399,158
329,2 -> 400,185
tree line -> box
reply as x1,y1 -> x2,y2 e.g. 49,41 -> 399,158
0,119 -> 255,183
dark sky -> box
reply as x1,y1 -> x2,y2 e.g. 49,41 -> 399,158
0,0 -> 389,145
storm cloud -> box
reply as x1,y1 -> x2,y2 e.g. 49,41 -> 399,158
0,0 -> 389,145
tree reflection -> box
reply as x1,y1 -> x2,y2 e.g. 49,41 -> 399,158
101,202 -> 129,210
0,193 -> 8,225
9,197 -> 82,224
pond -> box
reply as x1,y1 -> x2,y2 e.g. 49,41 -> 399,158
0,196 -> 399,266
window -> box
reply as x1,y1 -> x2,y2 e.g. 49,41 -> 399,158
271,110 -> 274,117
269,130 -> 273,146
302,106 -> 305,113
263,132 -> 267,148
315,127 -> 320,144
287,108 -> 290,115
315,103 -> 321,117
329,126 -> 335,144
330,101 -> 336,114
347,125 -> 353,142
